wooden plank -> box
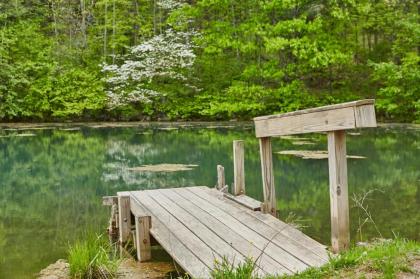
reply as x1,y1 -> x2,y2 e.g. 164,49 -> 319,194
129,193 -> 210,278
103,196 -> 117,206
144,189 -> 263,275
131,191 -> 229,271
254,99 -> 374,121
254,100 -> 376,137
176,188 -> 309,273
223,193 -> 261,211
327,131 -> 350,253
216,165 -> 225,190
233,140 -> 245,195
255,107 -> 356,137
135,216 -> 152,262
259,137 -> 277,216
161,188 -> 290,276
117,195 -> 131,244
195,187 -> 329,262
355,104 -> 377,127
202,186 -> 328,260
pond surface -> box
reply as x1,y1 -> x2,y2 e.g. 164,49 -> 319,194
0,123 -> 419,278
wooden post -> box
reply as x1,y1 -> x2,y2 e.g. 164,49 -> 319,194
259,137 -> 277,216
327,130 -> 350,253
135,216 -> 152,262
118,195 -> 131,244
233,140 -> 245,195
216,165 -> 225,190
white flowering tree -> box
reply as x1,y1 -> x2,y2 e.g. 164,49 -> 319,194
102,0 -> 197,109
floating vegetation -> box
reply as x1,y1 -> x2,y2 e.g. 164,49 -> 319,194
0,133 -> 36,138
60,127 -> 81,131
279,135 -> 312,140
127,163 -> 198,172
277,150 -> 366,159
157,127 -> 178,131
290,140 -> 315,145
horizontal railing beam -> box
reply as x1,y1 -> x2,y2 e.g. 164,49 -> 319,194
254,99 -> 376,137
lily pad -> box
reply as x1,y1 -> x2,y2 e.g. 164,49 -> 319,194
127,163 -> 198,172
276,150 -> 366,159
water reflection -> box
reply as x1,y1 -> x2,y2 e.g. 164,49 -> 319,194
0,124 -> 418,278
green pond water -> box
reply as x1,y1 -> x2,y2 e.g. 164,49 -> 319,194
0,123 -> 419,278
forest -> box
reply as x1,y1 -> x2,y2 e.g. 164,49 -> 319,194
0,0 -> 419,122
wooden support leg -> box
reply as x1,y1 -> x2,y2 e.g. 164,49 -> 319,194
259,137 -> 277,217
216,165 -> 225,190
135,216 -> 152,262
327,130 -> 350,253
233,140 -> 245,195
118,195 -> 131,245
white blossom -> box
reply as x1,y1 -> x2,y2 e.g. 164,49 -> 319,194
102,28 -> 197,109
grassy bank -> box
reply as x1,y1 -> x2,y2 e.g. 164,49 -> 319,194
212,239 -> 420,279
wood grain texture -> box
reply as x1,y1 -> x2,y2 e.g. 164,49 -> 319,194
223,193 -> 261,211
117,195 -> 131,244
355,104 -> 377,127
255,107 -> 356,137
200,187 -> 328,260
233,140 -> 245,195
178,188 -> 307,273
129,193 -> 210,278
259,137 -> 277,216
119,186 -> 330,277
162,188 -> 290,275
327,131 -> 350,253
192,187 -> 329,265
135,216 -> 152,262
254,99 -> 374,121
254,100 -> 376,137
102,196 -> 117,206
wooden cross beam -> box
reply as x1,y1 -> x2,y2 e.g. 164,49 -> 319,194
253,99 -> 376,253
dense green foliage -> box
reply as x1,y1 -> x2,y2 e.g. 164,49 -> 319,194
211,239 -> 420,278
0,1 -> 418,122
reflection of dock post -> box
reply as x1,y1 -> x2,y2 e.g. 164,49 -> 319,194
233,140 -> 245,196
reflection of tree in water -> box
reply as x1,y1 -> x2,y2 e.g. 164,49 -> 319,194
0,126 -> 418,278
277,127 -> 420,244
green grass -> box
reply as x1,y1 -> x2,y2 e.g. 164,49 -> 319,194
211,239 -> 420,279
68,233 -> 119,279
211,257 -> 257,279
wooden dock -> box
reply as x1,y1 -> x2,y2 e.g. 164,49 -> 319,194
104,100 -> 377,278
117,187 -> 329,278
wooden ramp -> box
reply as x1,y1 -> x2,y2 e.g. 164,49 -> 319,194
117,186 -> 329,278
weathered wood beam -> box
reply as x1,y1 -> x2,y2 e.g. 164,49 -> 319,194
216,165 -> 225,190
259,137 -> 277,217
254,99 -> 376,137
102,196 -> 118,206
118,195 -> 131,244
328,130 -> 350,253
233,140 -> 245,195
135,215 -> 152,262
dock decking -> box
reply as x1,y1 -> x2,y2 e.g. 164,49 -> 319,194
105,100 -> 377,277
117,186 -> 329,278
